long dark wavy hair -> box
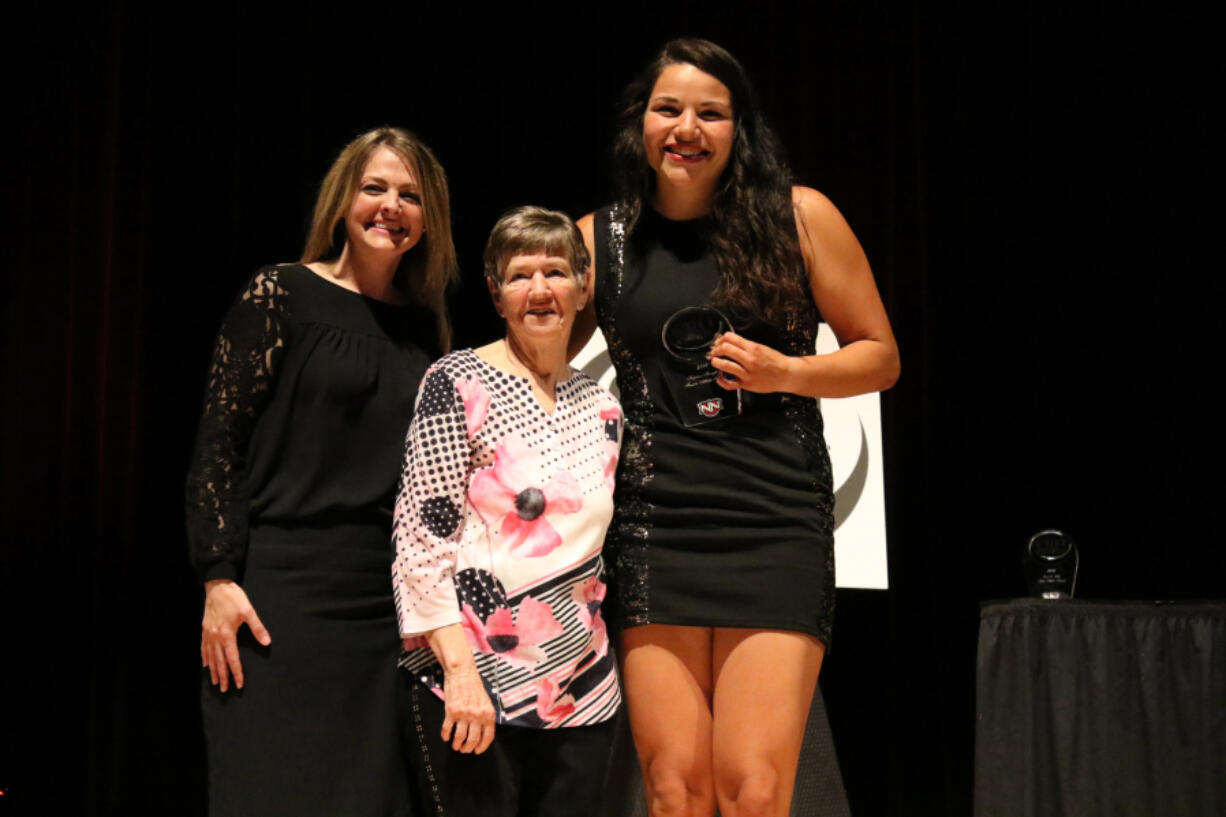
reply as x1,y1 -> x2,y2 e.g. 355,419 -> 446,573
612,39 -> 809,327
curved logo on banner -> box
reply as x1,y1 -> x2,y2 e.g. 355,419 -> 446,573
573,323 -> 888,590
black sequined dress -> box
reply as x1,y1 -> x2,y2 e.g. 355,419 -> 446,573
594,206 -> 835,645
185,264 -> 436,817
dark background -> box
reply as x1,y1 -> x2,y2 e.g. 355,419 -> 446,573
2,2 -> 1221,815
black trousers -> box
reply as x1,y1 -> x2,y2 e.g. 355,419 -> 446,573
404,681 -> 618,817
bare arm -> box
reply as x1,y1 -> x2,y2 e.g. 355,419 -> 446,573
708,187 -> 899,397
567,212 -> 599,361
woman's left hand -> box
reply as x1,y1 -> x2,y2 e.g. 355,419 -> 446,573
708,332 -> 796,394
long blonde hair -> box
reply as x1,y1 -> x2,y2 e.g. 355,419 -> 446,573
301,127 -> 458,351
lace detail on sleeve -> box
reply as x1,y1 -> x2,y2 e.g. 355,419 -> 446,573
185,267 -> 290,581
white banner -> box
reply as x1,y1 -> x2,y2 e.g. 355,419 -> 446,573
572,323 -> 888,590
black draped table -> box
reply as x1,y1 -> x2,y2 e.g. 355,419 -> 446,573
975,599 -> 1226,817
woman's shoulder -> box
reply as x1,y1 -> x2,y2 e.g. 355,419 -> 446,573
413,350 -> 482,418
575,205 -> 606,241
578,203 -> 632,258
790,187 -> 858,253
424,348 -> 484,381
583,203 -> 630,227
791,186 -> 858,230
234,262 -> 313,305
217,264 -> 302,324
789,186 -> 858,258
791,186 -> 838,220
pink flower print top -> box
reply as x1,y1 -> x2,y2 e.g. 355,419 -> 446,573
392,349 -> 623,728
468,435 -> 585,559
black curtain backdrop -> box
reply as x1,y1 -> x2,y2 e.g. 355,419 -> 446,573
2,3 -> 1221,815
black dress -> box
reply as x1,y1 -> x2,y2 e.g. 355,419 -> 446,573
186,264 -> 437,817
594,206 -> 836,645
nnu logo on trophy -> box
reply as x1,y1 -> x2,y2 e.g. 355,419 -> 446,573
660,306 -> 739,427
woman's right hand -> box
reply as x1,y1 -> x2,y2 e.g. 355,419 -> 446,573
440,665 -> 497,754
201,579 -> 272,692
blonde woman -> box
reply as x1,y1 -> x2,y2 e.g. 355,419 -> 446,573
186,127 -> 457,816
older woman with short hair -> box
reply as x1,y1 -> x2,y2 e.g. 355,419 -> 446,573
393,206 -> 623,817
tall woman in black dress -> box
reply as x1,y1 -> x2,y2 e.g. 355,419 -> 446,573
571,41 -> 900,817
186,127 -> 457,816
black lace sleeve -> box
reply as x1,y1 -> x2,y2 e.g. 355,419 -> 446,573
185,267 -> 290,582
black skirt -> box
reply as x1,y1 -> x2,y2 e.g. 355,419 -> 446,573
201,523 -> 411,817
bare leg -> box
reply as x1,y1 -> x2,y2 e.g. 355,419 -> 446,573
619,624 -> 717,817
710,629 -> 825,817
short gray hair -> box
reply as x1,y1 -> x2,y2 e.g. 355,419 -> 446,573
482,206 -> 590,285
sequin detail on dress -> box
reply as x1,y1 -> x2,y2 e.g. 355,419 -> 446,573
782,293 -> 836,645
781,302 -> 835,531
596,205 -> 653,627
594,204 -> 837,645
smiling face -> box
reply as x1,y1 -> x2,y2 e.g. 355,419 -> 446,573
491,252 -> 586,348
343,145 -> 425,257
642,62 -> 735,195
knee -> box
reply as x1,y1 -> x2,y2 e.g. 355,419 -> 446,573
716,765 -> 782,817
644,757 -> 710,817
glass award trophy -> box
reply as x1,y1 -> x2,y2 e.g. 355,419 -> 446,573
660,306 -> 741,427
1022,529 -> 1079,599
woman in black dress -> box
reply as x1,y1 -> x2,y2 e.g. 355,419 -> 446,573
570,40 -> 899,817
186,127 -> 457,817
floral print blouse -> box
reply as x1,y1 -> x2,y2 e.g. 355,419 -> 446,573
393,349 -> 623,727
